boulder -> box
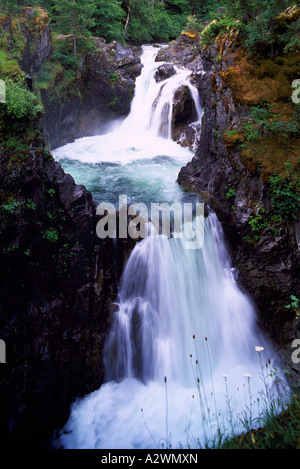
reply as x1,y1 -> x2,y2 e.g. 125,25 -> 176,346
154,63 -> 176,82
171,85 -> 197,146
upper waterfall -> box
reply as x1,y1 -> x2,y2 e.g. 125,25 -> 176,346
121,45 -> 203,146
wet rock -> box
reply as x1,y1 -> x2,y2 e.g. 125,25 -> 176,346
0,132 -> 137,447
154,63 -> 176,82
42,40 -> 142,149
171,85 -> 197,146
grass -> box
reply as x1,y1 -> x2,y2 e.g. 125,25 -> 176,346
186,339 -> 295,449
221,392 -> 300,449
140,336 -> 298,450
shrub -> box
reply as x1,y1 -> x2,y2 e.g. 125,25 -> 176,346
4,78 -> 43,120
184,15 -> 202,34
269,174 -> 300,220
41,228 -> 59,243
201,17 -> 241,45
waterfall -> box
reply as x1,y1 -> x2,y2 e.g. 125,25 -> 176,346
104,212 -> 270,387
120,45 -> 203,145
53,45 -> 289,450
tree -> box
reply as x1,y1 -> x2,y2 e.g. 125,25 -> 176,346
52,0 -> 96,59
92,0 -> 125,43
122,0 -> 154,41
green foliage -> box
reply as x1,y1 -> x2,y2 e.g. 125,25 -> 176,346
196,0 -> 225,22
124,0 -> 153,42
184,14 -> 202,34
3,78 -> 43,120
51,0 -> 96,57
281,17 -> 300,52
1,198 -> 22,214
242,105 -> 300,145
248,204 -> 269,240
25,199 -> 36,210
48,188 -> 56,198
0,50 -> 24,80
242,123 -> 260,142
152,4 -> 182,41
250,105 -> 273,123
268,174 -> 300,220
41,228 -> 59,243
51,41 -> 78,69
285,295 -> 300,316
225,186 -> 236,199
222,392 -> 300,449
91,0 -> 125,43
241,1 -> 298,55
201,17 -> 240,45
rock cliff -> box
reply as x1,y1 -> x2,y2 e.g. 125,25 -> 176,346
41,39 -> 142,149
0,10 -> 137,448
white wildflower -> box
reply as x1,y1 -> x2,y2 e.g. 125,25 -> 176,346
255,346 -> 264,352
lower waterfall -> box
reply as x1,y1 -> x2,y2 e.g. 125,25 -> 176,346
53,45 -> 289,449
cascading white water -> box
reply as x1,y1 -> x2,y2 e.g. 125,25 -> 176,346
104,212 -> 270,387
121,46 -> 203,143
53,45 -> 289,449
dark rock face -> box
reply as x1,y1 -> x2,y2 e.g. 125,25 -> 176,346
155,35 -> 202,69
41,93 -> 82,152
0,15 -> 141,446
171,85 -> 197,146
0,10 -> 142,447
19,8 -> 52,75
0,129 -> 135,447
42,40 -> 142,150
78,41 -> 142,137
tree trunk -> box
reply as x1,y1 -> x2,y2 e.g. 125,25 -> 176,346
124,2 -> 131,38
74,31 -> 77,61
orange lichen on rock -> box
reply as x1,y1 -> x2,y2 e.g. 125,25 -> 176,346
20,7 -> 49,34
223,132 -> 245,148
273,5 -> 300,28
218,48 -> 299,105
241,135 -> 300,179
181,31 -> 199,39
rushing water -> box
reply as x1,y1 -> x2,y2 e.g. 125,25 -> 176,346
53,45 -> 288,449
